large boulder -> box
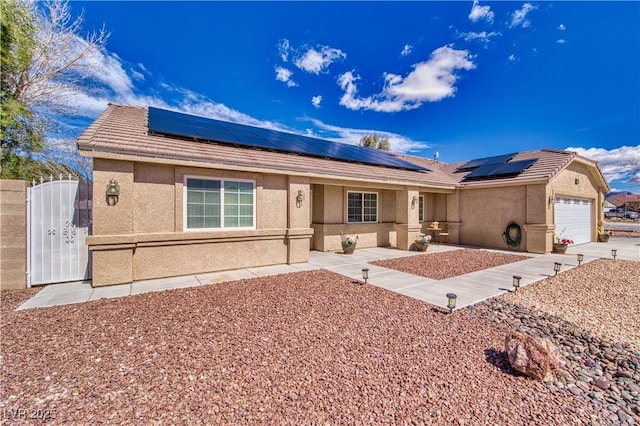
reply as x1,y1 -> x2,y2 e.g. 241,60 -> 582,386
505,332 -> 560,382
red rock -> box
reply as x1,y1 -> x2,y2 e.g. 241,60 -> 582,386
505,332 -> 560,382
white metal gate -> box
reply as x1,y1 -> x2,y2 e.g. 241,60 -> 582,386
27,177 -> 92,286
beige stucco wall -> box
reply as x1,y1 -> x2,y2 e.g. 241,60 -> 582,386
457,185 -> 528,251
89,159 -> 313,286
0,180 -> 27,290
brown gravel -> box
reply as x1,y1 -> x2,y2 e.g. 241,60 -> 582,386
371,248 -> 530,280
501,258 -> 640,351
0,270 -> 610,424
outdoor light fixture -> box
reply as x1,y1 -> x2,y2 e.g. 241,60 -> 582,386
446,293 -> 457,314
611,249 -> 617,260
361,268 -> 369,285
512,275 -> 522,291
411,195 -> 418,209
296,189 -> 305,205
577,254 -> 584,266
574,178 -> 580,185
106,178 -> 120,206
553,262 -> 561,276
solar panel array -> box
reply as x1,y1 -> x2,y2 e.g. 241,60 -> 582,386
463,159 -> 537,180
147,107 -> 429,172
456,153 -> 517,171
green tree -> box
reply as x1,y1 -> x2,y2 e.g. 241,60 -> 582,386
0,0 -> 107,179
359,133 -> 390,151
1,0 -> 45,168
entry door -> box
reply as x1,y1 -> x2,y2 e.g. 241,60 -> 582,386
554,197 -> 592,245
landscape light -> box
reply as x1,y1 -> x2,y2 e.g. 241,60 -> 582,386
446,293 -> 457,314
577,254 -> 584,266
553,262 -> 562,276
361,268 -> 369,284
611,249 -> 617,260
512,275 -> 522,291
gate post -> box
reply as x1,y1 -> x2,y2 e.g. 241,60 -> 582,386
0,180 -> 28,290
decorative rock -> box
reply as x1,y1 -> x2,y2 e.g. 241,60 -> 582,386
568,385 -> 583,396
621,390 -> 634,401
505,332 -> 560,382
594,378 -> 610,390
618,409 -> 633,424
617,371 -> 634,379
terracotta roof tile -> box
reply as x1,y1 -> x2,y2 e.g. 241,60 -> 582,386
77,105 -> 457,188
78,105 -> 608,191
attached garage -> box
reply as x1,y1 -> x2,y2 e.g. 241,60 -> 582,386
554,197 -> 592,245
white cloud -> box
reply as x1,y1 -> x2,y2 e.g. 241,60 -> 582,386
337,46 -> 475,113
556,39 -> 566,44
469,1 -> 495,23
275,66 -> 297,87
460,31 -> 501,47
510,3 -> 537,28
558,24 -> 566,31
508,54 -> 517,62
294,45 -> 346,74
400,44 -> 413,56
311,95 -> 322,108
307,118 -> 429,153
277,39 -> 291,62
566,146 -> 640,186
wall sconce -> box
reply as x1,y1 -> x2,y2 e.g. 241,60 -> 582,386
512,275 -> 522,291
295,189 -> 305,207
553,262 -> 561,276
106,178 -> 120,206
574,178 -> 580,185
411,195 -> 418,209
611,249 -> 617,260
446,293 -> 457,314
361,268 -> 369,285
577,254 -> 584,266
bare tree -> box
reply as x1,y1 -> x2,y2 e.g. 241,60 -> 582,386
1,0 -> 108,178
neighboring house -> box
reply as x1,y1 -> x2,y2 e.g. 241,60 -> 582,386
603,199 -> 617,212
77,105 -> 610,287
606,194 -> 640,212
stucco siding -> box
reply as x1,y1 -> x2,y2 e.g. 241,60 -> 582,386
459,186 -> 528,250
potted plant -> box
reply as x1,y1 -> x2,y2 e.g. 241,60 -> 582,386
597,225 -> 612,242
552,228 -> 574,253
340,231 -> 359,254
414,233 -> 432,251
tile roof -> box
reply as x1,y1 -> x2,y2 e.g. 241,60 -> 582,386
78,105 -> 608,191
77,105 -> 457,188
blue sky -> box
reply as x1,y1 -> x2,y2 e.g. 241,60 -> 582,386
60,1 -> 639,192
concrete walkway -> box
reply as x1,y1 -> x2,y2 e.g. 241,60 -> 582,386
17,237 -> 639,311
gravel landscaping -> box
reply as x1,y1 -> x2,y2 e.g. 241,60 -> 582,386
370,248 -> 530,280
1,269 -> 612,425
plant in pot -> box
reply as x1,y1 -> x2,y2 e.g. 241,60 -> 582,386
340,232 -> 359,254
597,225 -> 612,242
414,233 -> 432,252
552,228 -> 574,254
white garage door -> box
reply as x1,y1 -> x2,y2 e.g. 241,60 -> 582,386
554,197 -> 592,245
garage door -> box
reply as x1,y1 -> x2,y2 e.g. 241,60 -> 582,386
554,197 -> 592,245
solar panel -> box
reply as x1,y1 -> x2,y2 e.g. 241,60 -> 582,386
456,153 -> 517,171
147,107 -> 428,172
463,159 -> 537,180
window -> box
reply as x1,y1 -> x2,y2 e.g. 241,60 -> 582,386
418,195 -> 425,222
185,177 -> 254,230
347,191 -> 377,223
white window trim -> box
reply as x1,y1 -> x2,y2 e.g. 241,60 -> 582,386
346,190 -> 378,223
183,175 -> 256,232
418,195 -> 425,222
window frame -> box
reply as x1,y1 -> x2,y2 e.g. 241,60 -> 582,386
183,175 -> 256,232
418,195 -> 425,222
346,190 -> 378,223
